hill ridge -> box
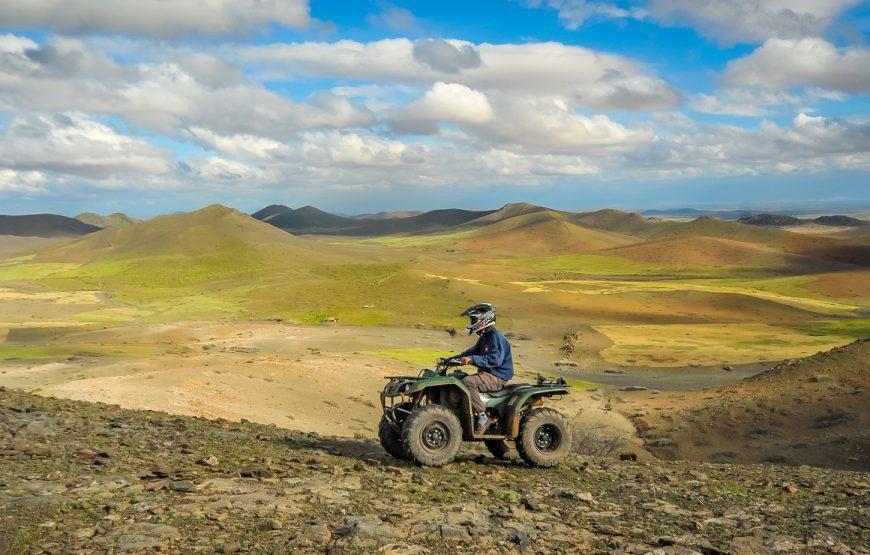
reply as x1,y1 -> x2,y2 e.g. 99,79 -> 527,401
74,212 -> 137,229
0,214 -> 100,238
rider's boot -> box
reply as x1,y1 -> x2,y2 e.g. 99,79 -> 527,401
475,412 -> 490,435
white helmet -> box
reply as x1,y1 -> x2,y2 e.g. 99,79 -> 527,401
461,303 -> 496,335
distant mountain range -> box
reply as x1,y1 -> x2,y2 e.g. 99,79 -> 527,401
354,210 -> 423,220
641,208 -> 757,220
0,214 -> 100,238
738,213 -> 868,227
250,205 -> 496,235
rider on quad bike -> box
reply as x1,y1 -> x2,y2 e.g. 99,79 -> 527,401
455,303 -> 513,435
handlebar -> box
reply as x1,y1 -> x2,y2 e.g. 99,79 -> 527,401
435,357 -> 462,375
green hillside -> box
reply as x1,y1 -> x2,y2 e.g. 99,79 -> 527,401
74,213 -> 138,228
22,205 -> 467,326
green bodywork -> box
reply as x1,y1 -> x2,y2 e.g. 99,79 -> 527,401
381,368 -> 570,440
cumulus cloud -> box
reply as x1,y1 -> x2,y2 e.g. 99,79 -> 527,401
625,113 -> 870,176
241,39 -> 680,111
0,0 -> 310,37
185,128 -> 290,161
0,37 -> 374,140
390,82 -> 493,134
0,113 -> 172,179
0,169 -> 48,193
648,0 -> 859,44
523,0 -> 643,30
482,149 -> 598,176
724,38 -> 870,94
179,156 -> 267,183
474,96 -> 651,152
523,0 -> 858,44
366,3 -> 421,33
1,28 -> 866,201
298,131 -> 429,168
412,39 -> 481,73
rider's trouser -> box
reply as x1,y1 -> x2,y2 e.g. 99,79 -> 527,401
461,371 -> 506,414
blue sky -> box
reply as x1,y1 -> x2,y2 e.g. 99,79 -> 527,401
0,0 -> 868,217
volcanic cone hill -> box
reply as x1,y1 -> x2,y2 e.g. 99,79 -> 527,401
462,202 -> 553,226
41,204 -> 320,265
31,205 -> 467,326
250,204 -> 292,222
262,206 -> 358,233
813,215 -> 869,227
627,340 -> 870,471
570,210 -> 870,267
602,236 -> 842,273
74,212 -> 137,229
738,214 -> 804,226
0,214 -> 100,238
738,214 -> 868,228
457,210 -> 634,255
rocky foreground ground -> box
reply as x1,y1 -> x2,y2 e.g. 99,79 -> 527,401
1,387 -> 867,554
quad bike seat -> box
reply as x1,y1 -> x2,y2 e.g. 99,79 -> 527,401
484,383 -> 532,398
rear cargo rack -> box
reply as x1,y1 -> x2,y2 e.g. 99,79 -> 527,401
536,374 -> 568,387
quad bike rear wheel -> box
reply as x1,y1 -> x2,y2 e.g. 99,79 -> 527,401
379,402 -> 413,460
402,405 -> 462,467
517,408 -> 571,467
485,439 -> 519,461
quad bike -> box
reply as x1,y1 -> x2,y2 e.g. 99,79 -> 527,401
379,358 -> 572,467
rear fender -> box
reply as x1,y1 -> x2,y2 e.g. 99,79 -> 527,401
504,387 -> 569,438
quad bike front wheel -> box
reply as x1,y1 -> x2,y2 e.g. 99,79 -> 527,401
379,402 -> 413,460
517,408 -> 572,467
379,416 -> 411,460
402,405 -> 462,467
485,439 -> 519,461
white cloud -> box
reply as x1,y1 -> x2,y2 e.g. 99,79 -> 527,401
0,169 -> 48,193
179,156 -> 267,183
241,39 -> 680,111
690,87 -> 849,117
0,113 -> 172,179
366,3 -> 421,33
0,37 -> 374,140
625,113 -> 870,176
0,33 -> 37,53
185,127 -> 290,161
473,96 -> 651,152
298,131 -> 429,168
482,149 -> 598,176
390,82 -> 493,134
724,38 -> 870,94
523,0 -> 643,30
646,0 -> 859,43
0,30 -> 866,200
412,39 -> 481,73
523,0 -> 858,44
0,0 -> 310,37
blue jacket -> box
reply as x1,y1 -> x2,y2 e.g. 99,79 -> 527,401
459,328 -> 514,381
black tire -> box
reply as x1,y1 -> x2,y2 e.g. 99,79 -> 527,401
379,416 -> 411,460
485,439 -> 519,461
517,408 -> 572,468
402,405 -> 463,467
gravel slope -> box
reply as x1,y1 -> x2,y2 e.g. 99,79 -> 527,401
1,387 -> 867,554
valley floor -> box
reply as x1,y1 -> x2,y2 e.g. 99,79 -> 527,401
1,388 -> 867,554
